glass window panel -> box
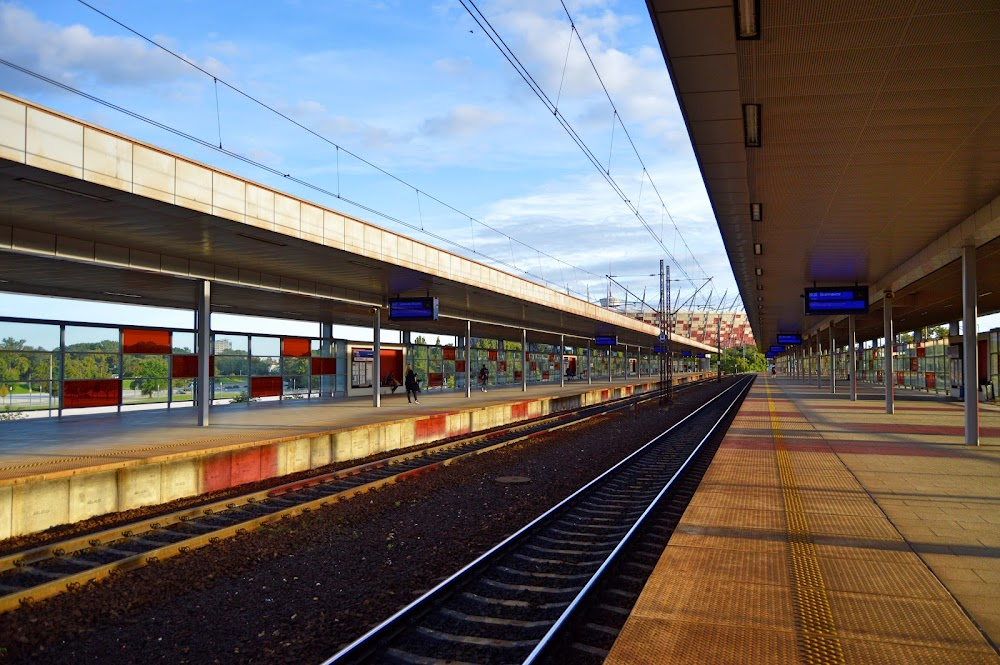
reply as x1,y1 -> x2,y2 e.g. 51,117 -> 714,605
1,381 -> 55,411
1,351 -> 58,382
250,336 -> 280,356
64,352 -> 117,379
251,356 -> 281,376
0,321 -> 60,350
310,357 -> 336,375
283,357 -> 309,376
122,354 -> 170,379
65,325 -> 119,351
173,332 -> 195,354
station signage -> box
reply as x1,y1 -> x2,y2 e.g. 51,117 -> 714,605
595,335 -> 617,346
681,351 -> 693,357
804,286 -> 869,315
769,345 -> 785,354
388,297 -> 439,321
776,333 -> 802,345
653,345 -> 667,353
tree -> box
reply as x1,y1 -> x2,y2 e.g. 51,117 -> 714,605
128,356 -> 168,398
926,325 -> 949,339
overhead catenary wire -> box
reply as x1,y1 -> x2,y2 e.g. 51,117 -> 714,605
458,0 -> 701,285
67,0 -> 609,300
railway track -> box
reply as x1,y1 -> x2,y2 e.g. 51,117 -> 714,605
0,378 -> 715,615
325,375 -> 754,665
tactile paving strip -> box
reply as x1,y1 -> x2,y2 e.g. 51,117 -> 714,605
768,383 -> 847,664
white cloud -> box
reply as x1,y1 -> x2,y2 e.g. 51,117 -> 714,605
0,3 -> 211,87
420,105 -> 505,138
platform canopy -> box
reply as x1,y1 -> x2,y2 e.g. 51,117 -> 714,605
648,0 -> 1000,348
0,92 -> 716,354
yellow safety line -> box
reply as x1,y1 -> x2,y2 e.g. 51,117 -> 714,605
765,379 -> 846,664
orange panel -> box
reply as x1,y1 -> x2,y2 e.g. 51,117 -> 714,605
310,357 -> 336,375
251,376 -> 282,397
488,350 -> 498,361
455,360 -> 466,373
123,329 -> 171,354
172,355 -> 215,378
282,337 -> 311,358
428,372 -> 444,387
443,347 -> 456,361
64,379 -> 120,408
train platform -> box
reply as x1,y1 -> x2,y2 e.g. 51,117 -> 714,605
606,375 -> 1000,664
0,373 -> 709,541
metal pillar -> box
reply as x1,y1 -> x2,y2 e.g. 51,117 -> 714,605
962,245 -> 979,446
816,337 -> 822,389
587,340 -> 592,385
197,279 -> 211,427
372,308 -> 381,408
848,315 -> 857,401
465,321 -> 472,398
609,347 -> 614,384
829,325 -> 836,394
321,322 -> 333,398
884,295 -> 894,414
521,329 -> 528,392
560,334 -> 565,388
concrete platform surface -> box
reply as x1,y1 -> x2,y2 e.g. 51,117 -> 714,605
606,375 -> 1000,664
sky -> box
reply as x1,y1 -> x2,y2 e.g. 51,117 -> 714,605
0,0 -> 996,338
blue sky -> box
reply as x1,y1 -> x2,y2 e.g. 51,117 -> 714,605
1,1 -> 995,338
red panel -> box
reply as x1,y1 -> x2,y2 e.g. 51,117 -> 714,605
443,347 -> 456,361
380,349 -> 404,382
282,337 -> 311,358
916,346 -> 926,358
415,414 -> 447,441
499,361 -> 506,372
542,372 -> 550,380
910,357 -> 918,372
63,379 -> 120,408
123,329 -> 170,354
428,372 -> 444,387
488,350 -> 498,361
233,447 -> 276,485
202,454 -> 233,493
514,371 -> 522,380
925,372 -> 935,389
172,355 -> 215,378
311,357 -> 336,375
251,376 -> 282,397
456,360 -> 466,373
896,371 -> 904,385
978,339 -> 988,381
548,354 -> 554,361
512,402 -> 528,419
530,362 -> 536,371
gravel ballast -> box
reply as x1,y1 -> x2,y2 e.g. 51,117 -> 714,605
0,379 -> 737,664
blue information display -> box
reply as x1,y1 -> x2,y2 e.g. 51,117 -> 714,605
804,286 -> 869,315
388,297 -> 439,321
595,335 -> 617,346
653,345 -> 668,353
776,333 -> 802,345
681,351 -> 693,357
769,345 -> 785,354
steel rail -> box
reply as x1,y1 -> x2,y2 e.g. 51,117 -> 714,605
323,375 -> 752,664
0,379 -> 711,614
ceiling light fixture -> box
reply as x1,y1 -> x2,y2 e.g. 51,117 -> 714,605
743,104 -> 761,147
735,0 -> 760,39
751,203 -> 762,221
16,177 -> 111,202
754,243 -> 763,255
755,267 -> 763,276
102,291 -> 142,298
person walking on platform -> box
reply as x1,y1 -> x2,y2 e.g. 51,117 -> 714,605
404,365 -> 420,404
478,364 -> 489,392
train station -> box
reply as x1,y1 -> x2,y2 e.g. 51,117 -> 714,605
1,1 -> 999,663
